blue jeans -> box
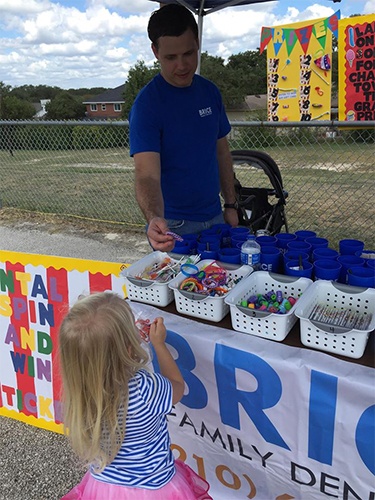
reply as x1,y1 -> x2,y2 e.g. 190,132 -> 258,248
166,213 -> 225,236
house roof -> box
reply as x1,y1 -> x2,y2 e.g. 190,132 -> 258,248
244,94 -> 268,110
32,99 -> 50,118
82,84 -> 126,104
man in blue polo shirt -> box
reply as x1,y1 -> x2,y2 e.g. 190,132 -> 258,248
129,3 -> 238,251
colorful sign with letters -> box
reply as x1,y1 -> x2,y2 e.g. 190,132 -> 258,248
338,14 -> 375,121
260,12 -> 339,122
0,251 -> 125,432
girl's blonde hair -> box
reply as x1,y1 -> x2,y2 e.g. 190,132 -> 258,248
59,292 -> 149,472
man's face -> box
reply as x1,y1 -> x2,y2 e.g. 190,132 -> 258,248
152,28 -> 199,87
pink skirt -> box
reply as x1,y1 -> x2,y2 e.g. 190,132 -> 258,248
60,460 -> 213,500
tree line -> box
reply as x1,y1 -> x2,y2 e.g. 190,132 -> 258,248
0,47 -> 338,120
0,83 -> 107,120
121,50 -> 269,117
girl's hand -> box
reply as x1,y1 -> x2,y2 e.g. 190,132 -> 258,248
149,317 -> 166,346
148,317 -> 184,404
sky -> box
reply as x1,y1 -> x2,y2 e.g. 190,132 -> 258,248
0,0 -> 374,90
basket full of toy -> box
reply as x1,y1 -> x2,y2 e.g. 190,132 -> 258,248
121,251 -> 200,307
294,280 -> 375,359
224,271 -> 313,341
168,259 -> 253,322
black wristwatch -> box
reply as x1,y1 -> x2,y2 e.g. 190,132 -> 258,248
224,201 -> 239,210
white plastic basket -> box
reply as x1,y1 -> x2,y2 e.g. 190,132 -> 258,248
121,251 -> 185,307
224,271 -> 313,341
294,280 -> 375,359
168,260 -> 253,322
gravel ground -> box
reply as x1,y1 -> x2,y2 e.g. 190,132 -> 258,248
0,209 -> 150,500
0,209 -> 150,264
0,417 -> 85,500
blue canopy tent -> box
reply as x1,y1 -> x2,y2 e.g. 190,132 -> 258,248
149,0 -> 341,72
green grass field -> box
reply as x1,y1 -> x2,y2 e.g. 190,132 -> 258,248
1,140 -> 374,249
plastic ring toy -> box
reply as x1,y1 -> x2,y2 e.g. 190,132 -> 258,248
180,263 -> 199,277
180,278 -> 198,292
202,277 -> 218,289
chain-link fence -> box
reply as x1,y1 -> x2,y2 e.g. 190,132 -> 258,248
0,120 -> 374,249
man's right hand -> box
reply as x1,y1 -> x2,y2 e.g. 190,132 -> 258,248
147,217 -> 175,251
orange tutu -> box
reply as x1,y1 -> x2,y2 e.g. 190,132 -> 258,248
61,460 -> 213,500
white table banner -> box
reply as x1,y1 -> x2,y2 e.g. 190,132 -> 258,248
130,302 -> 375,500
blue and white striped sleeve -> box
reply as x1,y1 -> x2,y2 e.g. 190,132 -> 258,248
139,370 -> 173,417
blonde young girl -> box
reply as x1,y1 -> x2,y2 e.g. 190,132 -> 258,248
59,292 -> 212,499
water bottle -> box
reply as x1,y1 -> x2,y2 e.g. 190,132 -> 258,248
241,235 -> 261,269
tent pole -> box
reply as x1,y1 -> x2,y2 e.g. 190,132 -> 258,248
197,13 -> 204,74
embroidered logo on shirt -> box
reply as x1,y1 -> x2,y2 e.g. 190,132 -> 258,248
199,107 -> 212,117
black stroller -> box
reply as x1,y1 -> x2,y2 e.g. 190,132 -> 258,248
230,150 -> 289,235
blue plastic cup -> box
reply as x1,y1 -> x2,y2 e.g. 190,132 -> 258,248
284,251 -> 310,273
339,238 -> 365,256
305,236 -> 329,251
201,228 -> 222,239
231,234 -> 248,247
337,255 -> 366,284
199,235 -> 221,248
217,247 -> 241,264
211,223 -> 231,233
347,266 -> 375,288
284,250 -> 310,261
173,240 -> 191,255
312,247 -> 339,262
275,233 -> 297,253
200,250 -> 218,260
256,235 -> 278,247
285,259 -> 313,279
260,246 -> 282,273
181,233 -> 198,253
356,249 -> 375,265
367,259 -> 375,270
314,259 -> 342,281
211,223 -> 232,247
197,240 -> 220,253
295,230 -> 317,241
198,240 -> 219,260
287,240 -> 312,256
230,227 -> 250,238
234,240 -> 245,249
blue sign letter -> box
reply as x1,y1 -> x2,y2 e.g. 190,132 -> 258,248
308,370 -> 338,465
215,344 -> 289,449
356,405 -> 375,474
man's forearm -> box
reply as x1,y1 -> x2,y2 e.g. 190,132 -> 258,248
217,137 -> 236,203
220,168 -> 237,203
135,179 -> 165,223
219,158 -> 237,203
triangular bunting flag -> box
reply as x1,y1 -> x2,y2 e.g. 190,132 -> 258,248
313,22 -> 327,50
273,40 -> 283,56
326,10 -> 341,38
260,26 -> 273,54
272,27 -> 284,56
316,32 -> 327,50
295,24 -> 313,54
283,28 -> 298,56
